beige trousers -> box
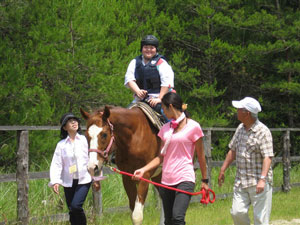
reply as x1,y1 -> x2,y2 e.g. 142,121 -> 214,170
231,183 -> 272,225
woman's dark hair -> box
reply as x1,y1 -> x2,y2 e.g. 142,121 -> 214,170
60,118 -> 82,140
162,92 -> 190,117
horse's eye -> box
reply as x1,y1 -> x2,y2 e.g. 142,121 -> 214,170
101,133 -> 107,139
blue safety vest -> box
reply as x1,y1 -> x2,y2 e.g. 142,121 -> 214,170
134,54 -> 165,94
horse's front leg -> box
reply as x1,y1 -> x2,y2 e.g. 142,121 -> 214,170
122,175 -> 149,225
132,179 -> 149,225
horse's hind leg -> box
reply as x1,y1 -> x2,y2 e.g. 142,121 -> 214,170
122,176 -> 149,225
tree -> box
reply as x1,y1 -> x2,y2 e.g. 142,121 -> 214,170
1,0 -> 300,169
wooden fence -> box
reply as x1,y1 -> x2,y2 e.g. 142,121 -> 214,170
0,126 -> 300,224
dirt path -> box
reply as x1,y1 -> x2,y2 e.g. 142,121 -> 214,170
271,219 -> 300,225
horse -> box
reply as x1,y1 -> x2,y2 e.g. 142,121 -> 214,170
80,105 -> 163,225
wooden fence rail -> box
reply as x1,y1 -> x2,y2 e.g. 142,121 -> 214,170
0,126 -> 300,224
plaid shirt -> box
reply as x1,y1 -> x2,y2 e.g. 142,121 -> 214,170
229,120 -> 274,188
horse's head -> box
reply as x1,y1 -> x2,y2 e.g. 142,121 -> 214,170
80,106 -> 114,177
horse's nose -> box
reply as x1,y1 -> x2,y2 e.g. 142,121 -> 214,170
87,162 -> 99,176
94,164 -> 101,176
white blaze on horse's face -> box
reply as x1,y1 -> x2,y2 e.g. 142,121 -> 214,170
87,124 -> 103,176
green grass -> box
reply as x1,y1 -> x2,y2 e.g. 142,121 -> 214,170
1,165 -> 300,225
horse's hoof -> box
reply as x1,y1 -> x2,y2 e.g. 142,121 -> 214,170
132,218 -> 143,225
132,211 -> 143,225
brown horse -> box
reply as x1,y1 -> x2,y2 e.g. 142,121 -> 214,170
80,106 -> 162,225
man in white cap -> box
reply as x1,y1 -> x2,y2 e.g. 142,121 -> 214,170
218,97 -> 274,225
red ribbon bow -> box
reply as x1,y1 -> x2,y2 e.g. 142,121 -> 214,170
170,120 -> 179,129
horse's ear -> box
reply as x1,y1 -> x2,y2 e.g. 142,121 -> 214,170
103,106 -> 110,121
80,108 -> 90,120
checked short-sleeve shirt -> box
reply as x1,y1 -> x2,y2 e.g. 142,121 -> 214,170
229,120 -> 274,188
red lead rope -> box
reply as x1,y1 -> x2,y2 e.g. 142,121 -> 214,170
109,166 -> 216,205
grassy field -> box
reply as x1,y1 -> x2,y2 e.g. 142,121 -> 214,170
1,165 -> 300,225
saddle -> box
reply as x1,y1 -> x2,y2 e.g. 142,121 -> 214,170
128,102 -> 165,130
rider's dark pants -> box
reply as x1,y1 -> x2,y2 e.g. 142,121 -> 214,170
151,103 -> 169,122
159,181 -> 195,225
64,179 -> 91,225
152,103 -> 162,114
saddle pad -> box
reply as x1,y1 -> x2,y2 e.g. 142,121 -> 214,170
128,102 -> 164,130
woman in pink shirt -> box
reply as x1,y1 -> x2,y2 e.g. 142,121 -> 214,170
133,92 -> 208,225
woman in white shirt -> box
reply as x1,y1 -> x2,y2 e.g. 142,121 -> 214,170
49,113 -> 92,225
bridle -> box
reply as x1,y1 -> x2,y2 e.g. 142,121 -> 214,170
88,119 -> 114,161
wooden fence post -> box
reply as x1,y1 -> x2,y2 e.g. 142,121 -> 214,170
92,184 -> 103,216
282,130 -> 291,192
16,130 -> 29,225
204,129 -> 212,185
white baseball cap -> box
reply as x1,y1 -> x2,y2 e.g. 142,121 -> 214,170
232,97 -> 262,114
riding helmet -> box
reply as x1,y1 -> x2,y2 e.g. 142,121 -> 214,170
140,35 -> 159,51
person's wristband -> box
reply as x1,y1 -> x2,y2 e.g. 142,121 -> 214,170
260,175 -> 266,181
201,178 -> 209,184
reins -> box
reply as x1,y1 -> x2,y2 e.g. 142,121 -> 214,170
105,164 -> 216,205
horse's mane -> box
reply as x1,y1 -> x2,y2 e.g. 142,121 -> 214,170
89,105 -> 115,116
87,105 -> 137,122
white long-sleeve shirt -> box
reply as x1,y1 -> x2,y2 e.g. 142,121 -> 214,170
49,133 -> 92,187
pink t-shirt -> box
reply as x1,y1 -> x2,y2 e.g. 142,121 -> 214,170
158,119 -> 204,186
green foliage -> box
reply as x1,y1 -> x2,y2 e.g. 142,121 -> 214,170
211,132 -> 233,160
1,166 -> 300,224
0,131 -> 17,172
29,131 -> 59,171
0,0 -> 300,168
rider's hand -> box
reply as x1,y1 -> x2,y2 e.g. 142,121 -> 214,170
148,97 -> 161,107
53,183 -> 60,194
132,168 -> 145,180
136,89 -> 148,99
